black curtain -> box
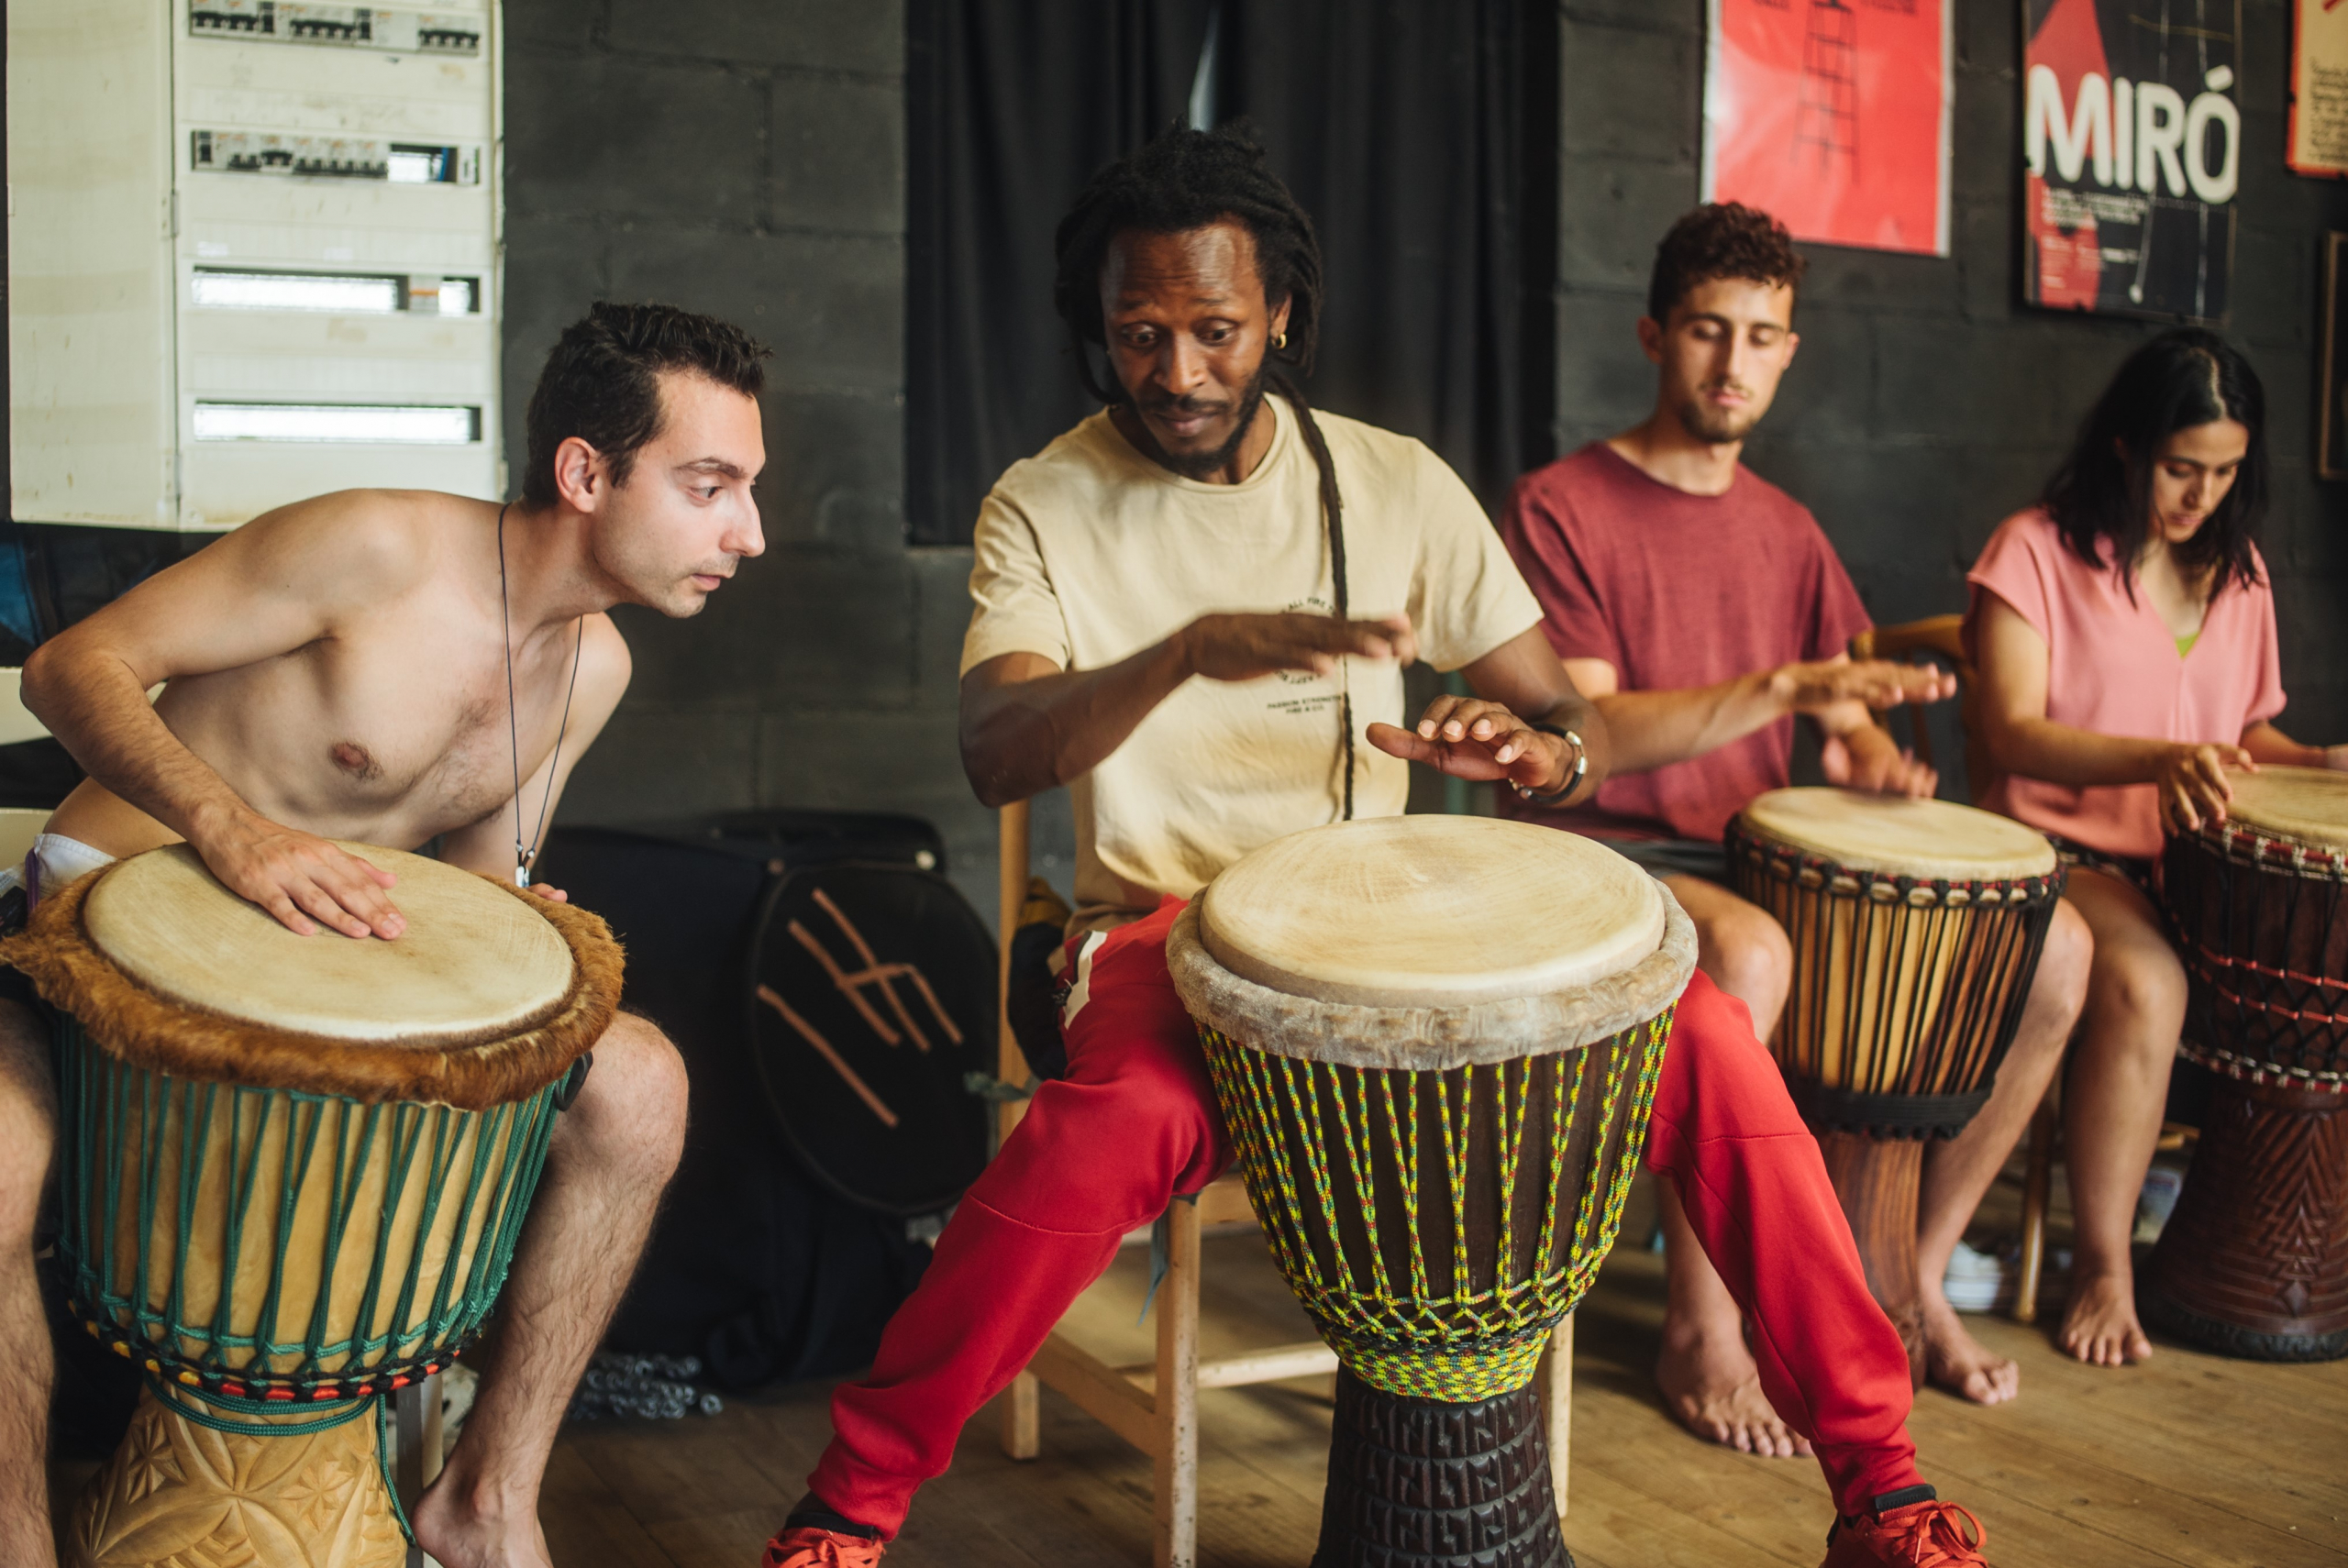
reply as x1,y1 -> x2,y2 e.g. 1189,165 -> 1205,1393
905,0 -> 1555,545
1222,0 -> 1547,519
904,1 -> 1215,546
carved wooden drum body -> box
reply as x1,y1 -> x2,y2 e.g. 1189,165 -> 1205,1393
1168,815 -> 1694,1568
2,845 -> 621,1568
1727,790 -> 2063,1379
2149,767 -> 2348,1360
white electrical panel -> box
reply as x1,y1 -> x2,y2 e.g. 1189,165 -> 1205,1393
8,0 -> 502,532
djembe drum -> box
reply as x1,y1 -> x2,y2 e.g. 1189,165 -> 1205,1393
0,842 -> 620,1568
1727,790 -> 2063,1379
2147,766 -> 2348,1360
1167,816 -> 1693,1568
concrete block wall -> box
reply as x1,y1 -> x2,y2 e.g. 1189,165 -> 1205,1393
1552,0 -> 2348,776
504,0 -> 1069,922
515,0 -> 2348,912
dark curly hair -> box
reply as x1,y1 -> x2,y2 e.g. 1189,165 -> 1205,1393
2041,327 -> 2267,601
1053,122 -> 1324,395
1646,203 -> 1807,324
522,302 -> 770,508
1051,125 -> 1367,816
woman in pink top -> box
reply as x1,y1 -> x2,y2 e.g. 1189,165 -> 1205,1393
1966,328 -> 2345,1369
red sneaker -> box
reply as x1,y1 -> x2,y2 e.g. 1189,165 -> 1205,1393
761,1525 -> 887,1568
1822,1487 -> 1988,1566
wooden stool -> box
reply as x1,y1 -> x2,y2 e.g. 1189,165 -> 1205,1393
989,801 -> 1573,1568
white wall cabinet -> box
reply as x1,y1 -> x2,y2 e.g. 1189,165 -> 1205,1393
8,1 -> 503,531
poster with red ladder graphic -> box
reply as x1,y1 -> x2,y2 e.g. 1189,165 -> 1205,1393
2021,0 -> 2241,322
1701,0 -> 1952,257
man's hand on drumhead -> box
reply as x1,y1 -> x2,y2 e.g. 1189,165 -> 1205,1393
1180,612 -> 1418,683
1822,727 -> 1939,800
2157,741 -> 2255,834
526,882 -> 570,903
202,814 -> 405,940
1771,654 -> 1956,715
1368,696 -> 1564,792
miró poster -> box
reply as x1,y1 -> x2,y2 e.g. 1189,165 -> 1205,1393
2022,0 -> 2242,323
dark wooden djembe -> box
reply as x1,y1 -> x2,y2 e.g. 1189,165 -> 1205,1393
1168,816 -> 1696,1567
2147,767 -> 2348,1361
1728,790 -> 2064,1382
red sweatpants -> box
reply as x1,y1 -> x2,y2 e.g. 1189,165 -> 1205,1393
807,898 -> 1922,1535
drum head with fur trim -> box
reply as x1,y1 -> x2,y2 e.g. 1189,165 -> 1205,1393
1200,815 -> 1665,1008
2223,767 -> 2348,849
83,843 -> 574,1043
1739,789 -> 2055,882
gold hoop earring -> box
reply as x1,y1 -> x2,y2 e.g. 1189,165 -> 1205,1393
1275,332 -> 1289,350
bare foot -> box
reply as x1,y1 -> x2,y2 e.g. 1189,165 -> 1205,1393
2059,1267 -> 2153,1366
1921,1293 -> 2019,1405
1656,1320 -> 1813,1458
409,1474 -> 553,1568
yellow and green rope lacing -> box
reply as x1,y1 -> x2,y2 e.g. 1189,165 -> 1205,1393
1199,1008 -> 1670,1403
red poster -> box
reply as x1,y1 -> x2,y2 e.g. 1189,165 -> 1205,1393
1702,0 -> 1953,257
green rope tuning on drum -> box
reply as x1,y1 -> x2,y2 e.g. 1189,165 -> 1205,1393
56,1019 -> 565,1441
1198,1009 -> 1672,1403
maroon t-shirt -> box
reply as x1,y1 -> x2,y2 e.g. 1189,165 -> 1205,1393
1498,442 -> 1872,845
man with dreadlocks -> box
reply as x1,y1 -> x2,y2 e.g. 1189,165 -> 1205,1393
764,127 -> 1991,1568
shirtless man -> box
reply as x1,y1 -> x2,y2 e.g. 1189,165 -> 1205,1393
1498,204 -> 2093,1439
0,301 -> 765,1568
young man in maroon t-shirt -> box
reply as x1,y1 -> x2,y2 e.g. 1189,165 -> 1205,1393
1501,205 -> 2093,1441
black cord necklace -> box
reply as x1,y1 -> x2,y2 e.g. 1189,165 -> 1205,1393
497,502 -> 585,887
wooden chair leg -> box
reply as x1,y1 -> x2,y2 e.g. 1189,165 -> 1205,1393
1154,1198 -> 1202,1568
1002,1369 -> 1041,1461
995,800 -> 1045,1459
996,801 -> 1033,1146
1535,1314 -> 1572,1519
2015,1089 -> 2058,1325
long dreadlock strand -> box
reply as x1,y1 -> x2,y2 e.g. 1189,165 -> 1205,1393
1270,371 -> 1353,820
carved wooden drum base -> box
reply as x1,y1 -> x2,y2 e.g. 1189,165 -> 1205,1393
2142,1078 -> 2348,1362
1816,1131 -> 1927,1388
1313,1370 -> 1572,1568
65,1388 -> 408,1568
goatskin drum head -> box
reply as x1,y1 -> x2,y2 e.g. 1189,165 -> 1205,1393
2221,766 -> 2348,848
1198,814 -> 1664,1008
1738,789 -> 2055,882
83,843 -> 574,1043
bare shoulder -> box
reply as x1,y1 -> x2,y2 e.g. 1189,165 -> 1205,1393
227,489 -> 486,600
581,612 -> 631,686
575,612 -> 633,719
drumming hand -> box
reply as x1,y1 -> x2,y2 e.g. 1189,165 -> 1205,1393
1368,696 -> 1565,792
1822,727 -> 1939,800
526,882 -> 570,903
2157,742 -> 2256,834
200,812 -> 405,940
1772,655 -> 1957,716
1180,612 -> 1418,682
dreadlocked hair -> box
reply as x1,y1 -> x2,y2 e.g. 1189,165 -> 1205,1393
1053,124 -> 1358,818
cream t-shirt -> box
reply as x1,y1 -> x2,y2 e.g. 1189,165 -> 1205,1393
961,395 -> 1544,935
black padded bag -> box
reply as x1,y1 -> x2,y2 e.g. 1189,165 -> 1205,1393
537,814 -> 992,1390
